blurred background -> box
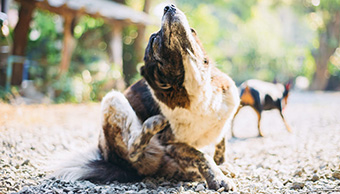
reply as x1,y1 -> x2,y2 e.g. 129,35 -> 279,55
0,0 -> 340,103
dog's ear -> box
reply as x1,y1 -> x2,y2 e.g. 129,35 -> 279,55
190,28 -> 209,65
190,28 -> 197,35
285,81 -> 292,92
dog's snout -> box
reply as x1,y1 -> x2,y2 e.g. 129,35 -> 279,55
164,4 -> 176,15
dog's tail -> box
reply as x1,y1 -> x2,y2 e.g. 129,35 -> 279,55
50,147 -> 142,183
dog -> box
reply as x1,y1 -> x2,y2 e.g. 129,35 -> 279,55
231,79 -> 291,137
53,4 -> 240,191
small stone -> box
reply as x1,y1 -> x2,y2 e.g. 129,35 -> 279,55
138,189 -> 149,193
21,159 -> 30,166
160,181 -> 171,186
217,187 -> 225,192
140,182 -> 146,188
131,185 -> 138,191
290,182 -> 305,190
195,184 -> 205,192
333,171 -> 340,179
145,181 -> 157,189
311,174 -> 319,182
294,170 -> 303,177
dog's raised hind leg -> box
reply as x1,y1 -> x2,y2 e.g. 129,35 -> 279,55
128,115 -> 168,162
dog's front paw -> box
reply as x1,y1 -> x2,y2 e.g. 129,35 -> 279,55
143,115 -> 168,134
207,174 -> 236,191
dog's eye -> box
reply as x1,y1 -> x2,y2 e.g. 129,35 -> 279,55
204,58 -> 208,64
155,80 -> 172,90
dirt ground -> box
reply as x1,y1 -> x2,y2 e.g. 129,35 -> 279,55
1,91 -> 340,193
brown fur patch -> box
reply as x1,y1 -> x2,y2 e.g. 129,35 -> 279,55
153,87 -> 190,109
213,138 -> 225,165
124,79 -> 161,122
240,86 -> 255,106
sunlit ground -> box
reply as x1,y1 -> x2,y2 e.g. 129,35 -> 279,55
1,91 -> 340,193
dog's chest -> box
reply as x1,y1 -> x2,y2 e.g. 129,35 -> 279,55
159,90 -> 230,148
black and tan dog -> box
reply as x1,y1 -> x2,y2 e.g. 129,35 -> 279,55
231,79 -> 291,137
53,5 -> 239,191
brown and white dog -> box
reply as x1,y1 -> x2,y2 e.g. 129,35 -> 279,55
53,4 -> 239,191
231,79 -> 291,137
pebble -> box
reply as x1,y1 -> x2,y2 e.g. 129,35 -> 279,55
333,171 -> 340,179
217,187 -> 225,192
21,159 -> 30,166
311,174 -> 319,182
294,169 -> 303,177
290,182 -> 305,190
195,184 -> 205,192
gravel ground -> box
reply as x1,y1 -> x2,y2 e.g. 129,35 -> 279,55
1,91 -> 340,194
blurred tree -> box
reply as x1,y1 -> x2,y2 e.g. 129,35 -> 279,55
177,0 -> 312,85
123,0 -> 150,85
293,0 -> 340,90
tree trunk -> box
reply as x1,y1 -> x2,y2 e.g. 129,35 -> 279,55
134,0 -> 151,62
59,15 -> 76,74
11,1 -> 35,85
122,0 -> 150,85
310,11 -> 340,90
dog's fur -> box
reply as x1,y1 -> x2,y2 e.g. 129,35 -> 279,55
231,79 -> 291,137
52,5 -> 239,191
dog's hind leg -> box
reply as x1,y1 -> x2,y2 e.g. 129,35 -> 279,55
100,91 -> 165,176
166,143 -> 236,191
100,90 -> 143,162
128,115 -> 168,162
280,112 -> 292,133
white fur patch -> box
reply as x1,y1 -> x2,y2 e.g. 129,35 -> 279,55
101,91 -> 143,151
156,52 -> 240,148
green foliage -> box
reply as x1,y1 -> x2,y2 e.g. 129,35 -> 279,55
9,0 -> 340,103
25,10 -> 118,103
178,0 -> 314,84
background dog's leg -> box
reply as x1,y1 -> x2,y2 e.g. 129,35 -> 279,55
166,143 -> 235,191
128,115 -> 168,162
251,107 -> 263,137
280,112 -> 292,133
231,105 -> 242,137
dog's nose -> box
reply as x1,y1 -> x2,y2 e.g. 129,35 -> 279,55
164,4 -> 176,14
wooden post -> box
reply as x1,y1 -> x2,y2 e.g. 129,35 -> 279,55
111,22 -> 123,70
59,14 -> 76,74
109,21 -> 125,90
11,0 -> 35,85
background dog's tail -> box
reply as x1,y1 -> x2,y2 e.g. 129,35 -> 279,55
50,147 -> 142,183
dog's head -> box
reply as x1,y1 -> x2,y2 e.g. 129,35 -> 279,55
141,4 -> 209,109
281,82 -> 291,110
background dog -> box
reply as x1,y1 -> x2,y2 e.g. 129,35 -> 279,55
53,4 -> 239,191
231,79 -> 291,137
